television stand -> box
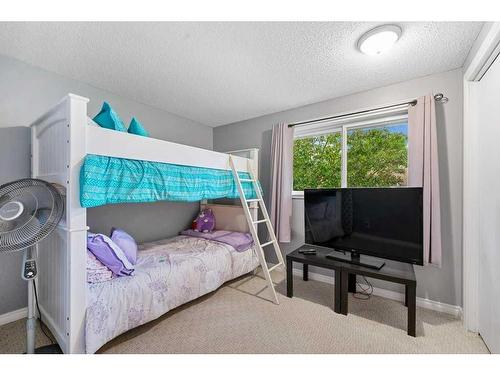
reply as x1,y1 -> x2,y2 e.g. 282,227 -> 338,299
340,260 -> 417,336
326,250 -> 385,270
286,245 -> 417,336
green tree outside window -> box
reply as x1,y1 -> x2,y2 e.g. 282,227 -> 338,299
293,124 -> 408,190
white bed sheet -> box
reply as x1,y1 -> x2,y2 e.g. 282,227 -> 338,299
85,235 -> 259,353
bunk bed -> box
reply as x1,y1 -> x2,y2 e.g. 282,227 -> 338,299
30,94 -> 275,354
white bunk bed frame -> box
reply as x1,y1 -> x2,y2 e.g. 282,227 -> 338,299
30,94 -> 266,354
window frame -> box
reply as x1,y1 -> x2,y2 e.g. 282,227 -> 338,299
292,106 -> 409,196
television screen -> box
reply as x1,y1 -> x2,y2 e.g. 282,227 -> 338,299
304,188 -> 423,265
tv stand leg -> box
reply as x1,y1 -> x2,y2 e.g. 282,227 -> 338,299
286,258 -> 293,298
407,283 -> 416,337
334,270 -> 341,313
348,274 -> 357,293
303,264 -> 308,281
341,270 -> 349,315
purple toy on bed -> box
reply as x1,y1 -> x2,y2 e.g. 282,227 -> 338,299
194,208 -> 216,233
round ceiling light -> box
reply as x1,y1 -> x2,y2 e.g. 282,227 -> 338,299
357,25 -> 402,55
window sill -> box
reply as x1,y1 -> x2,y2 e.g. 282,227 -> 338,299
292,191 -> 304,199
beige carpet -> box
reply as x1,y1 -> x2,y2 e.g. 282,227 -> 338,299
0,271 -> 488,354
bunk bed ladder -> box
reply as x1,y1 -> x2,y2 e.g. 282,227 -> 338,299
229,156 -> 286,305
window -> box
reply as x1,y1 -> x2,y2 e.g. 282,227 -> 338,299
293,132 -> 342,191
293,108 -> 408,192
346,123 -> 408,187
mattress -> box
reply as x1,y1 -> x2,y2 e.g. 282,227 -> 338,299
85,235 -> 259,353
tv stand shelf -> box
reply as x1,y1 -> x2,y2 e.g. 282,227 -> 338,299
326,249 -> 386,270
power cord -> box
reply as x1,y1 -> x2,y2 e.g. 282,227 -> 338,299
32,281 -> 55,344
353,276 -> 373,300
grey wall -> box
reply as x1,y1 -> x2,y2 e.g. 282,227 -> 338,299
0,127 -> 31,315
0,54 -> 213,315
0,54 -> 212,146
214,68 -> 464,307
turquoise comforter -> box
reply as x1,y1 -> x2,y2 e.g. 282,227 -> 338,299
80,154 -> 259,208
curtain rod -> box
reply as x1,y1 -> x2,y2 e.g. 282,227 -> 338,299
288,93 -> 448,128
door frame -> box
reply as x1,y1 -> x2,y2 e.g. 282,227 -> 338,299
463,22 -> 500,332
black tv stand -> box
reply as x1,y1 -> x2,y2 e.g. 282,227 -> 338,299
286,245 -> 417,336
326,249 -> 385,270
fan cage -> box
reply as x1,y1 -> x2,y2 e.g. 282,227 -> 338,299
0,179 -> 64,253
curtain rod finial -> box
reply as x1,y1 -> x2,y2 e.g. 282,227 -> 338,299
434,93 -> 449,104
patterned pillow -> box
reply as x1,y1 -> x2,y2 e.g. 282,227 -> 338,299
194,208 -> 216,233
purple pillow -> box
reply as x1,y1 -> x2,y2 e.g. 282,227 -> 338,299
194,208 -> 216,233
110,228 -> 138,265
87,233 -> 134,276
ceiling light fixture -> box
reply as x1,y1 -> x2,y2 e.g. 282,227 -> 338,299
357,25 -> 402,55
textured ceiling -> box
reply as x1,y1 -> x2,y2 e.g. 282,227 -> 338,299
0,22 -> 483,127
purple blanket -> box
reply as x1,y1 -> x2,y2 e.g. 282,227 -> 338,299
180,230 -> 254,252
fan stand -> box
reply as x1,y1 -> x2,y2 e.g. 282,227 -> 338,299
24,247 -> 62,354
0,179 -> 66,354
26,278 -> 35,354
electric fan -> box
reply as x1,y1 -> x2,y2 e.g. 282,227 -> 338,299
0,178 -> 64,354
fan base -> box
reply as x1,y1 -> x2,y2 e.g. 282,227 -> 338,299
24,344 -> 63,354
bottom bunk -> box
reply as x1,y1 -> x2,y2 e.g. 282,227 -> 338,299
86,234 -> 259,354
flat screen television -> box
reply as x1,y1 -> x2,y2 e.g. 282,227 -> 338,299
304,187 -> 423,268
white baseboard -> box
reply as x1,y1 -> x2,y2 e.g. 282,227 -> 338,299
291,268 -> 463,318
0,307 -> 27,326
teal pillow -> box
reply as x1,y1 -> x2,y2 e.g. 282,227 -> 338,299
128,117 -> 149,137
92,102 -> 127,132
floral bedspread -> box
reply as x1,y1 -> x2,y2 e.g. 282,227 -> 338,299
85,235 -> 259,353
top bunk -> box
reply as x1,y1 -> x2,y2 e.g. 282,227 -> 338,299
30,94 -> 259,210
31,94 -> 253,172
86,120 -> 252,172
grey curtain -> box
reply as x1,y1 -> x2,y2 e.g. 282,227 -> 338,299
408,95 -> 442,266
269,123 -> 294,243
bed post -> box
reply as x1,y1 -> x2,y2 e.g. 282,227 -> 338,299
225,148 -> 260,223
31,94 -> 89,353
246,149 -> 259,226
66,94 -> 89,354
248,148 -> 259,181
